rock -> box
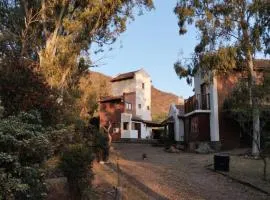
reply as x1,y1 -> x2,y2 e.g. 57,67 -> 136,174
195,143 -> 214,154
166,146 -> 180,153
176,144 -> 184,150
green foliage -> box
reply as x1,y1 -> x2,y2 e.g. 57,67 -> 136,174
0,99 -> 4,118
174,58 -> 197,85
94,129 -> 110,162
0,111 -> 50,200
174,0 -> 269,82
175,0 -> 269,54
59,144 -> 93,199
47,125 -> 76,155
223,77 -> 270,151
0,61 -> 60,125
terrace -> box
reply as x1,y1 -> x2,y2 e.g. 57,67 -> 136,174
184,93 -> 210,114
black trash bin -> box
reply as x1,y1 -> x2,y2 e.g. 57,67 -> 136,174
214,154 -> 230,172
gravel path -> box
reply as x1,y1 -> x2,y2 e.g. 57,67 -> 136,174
111,143 -> 270,200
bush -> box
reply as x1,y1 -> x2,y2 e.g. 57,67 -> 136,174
0,111 -> 50,200
94,129 -> 109,162
59,144 -> 93,199
48,125 -> 77,155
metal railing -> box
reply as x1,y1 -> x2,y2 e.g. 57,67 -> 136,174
184,93 -> 210,113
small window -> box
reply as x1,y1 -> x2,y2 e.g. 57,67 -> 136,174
138,104 -> 141,109
147,106 -> 150,110
142,83 -> 145,89
123,122 -> 129,130
125,102 -> 132,110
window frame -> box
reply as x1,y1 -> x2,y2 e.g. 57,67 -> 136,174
125,102 -> 132,110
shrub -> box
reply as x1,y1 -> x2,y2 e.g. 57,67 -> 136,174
0,111 -> 50,200
48,125 -> 76,155
94,129 -> 110,162
59,144 -> 93,199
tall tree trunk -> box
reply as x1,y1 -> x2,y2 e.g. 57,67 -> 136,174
247,51 -> 260,156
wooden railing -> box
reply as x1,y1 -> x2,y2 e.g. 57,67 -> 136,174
184,94 -> 210,113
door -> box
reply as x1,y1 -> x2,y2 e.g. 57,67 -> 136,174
184,118 -> 190,144
200,83 -> 208,109
168,122 -> 175,141
135,123 -> 141,139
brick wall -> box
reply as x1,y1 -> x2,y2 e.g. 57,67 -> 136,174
216,74 -> 241,149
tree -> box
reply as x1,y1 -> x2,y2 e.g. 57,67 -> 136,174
0,0 -> 154,97
224,71 -> 270,180
174,0 -> 270,155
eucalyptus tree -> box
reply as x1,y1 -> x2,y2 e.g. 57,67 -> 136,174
174,0 -> 269,155
0,0 -> 154,98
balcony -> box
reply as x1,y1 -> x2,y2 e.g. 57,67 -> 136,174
184,94 -> 210,114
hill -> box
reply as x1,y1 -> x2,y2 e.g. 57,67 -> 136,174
151,87 -> 183,121
86,71 -> 183,121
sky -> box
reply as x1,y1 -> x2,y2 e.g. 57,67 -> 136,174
91,0 -> 198,99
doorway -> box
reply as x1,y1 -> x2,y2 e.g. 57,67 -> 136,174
135,123 -> 141,139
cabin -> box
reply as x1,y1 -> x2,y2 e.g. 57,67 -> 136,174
99,69 -> 154,141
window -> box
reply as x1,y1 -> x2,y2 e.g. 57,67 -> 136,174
123,122 -> 129,130
147,106 -> 150,110
142,83 -> 145,89
125,102 -> 132,110
138,104 -> 141,109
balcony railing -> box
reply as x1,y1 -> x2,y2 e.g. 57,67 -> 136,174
184,94 -> 210,114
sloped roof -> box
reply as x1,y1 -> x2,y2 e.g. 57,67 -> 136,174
100,96 -> 123,103
111,70 -> 139,82
131,115 -> 144,122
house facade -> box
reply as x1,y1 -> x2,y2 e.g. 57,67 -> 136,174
175,59 -> 270,150
183,70 -> 241,150
99,69 -> 153,141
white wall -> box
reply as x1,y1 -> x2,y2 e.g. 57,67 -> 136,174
112,78 -> 136,96
135,69 -> 152,121
209,75 -> 220,142
121,130 -> 138,139
120,113 -> 132,138
168,104 -> 184,142
140,122 -> 152,139
193,70 -> 220,142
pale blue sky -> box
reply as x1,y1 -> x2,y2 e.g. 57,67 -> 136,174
91,0 -> 198,98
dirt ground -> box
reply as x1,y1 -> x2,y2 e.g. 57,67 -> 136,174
93,143 -> 270,200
